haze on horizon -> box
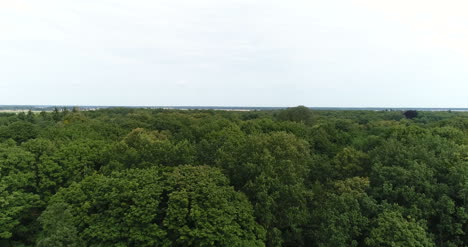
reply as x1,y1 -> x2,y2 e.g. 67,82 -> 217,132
1,0 -> 467,108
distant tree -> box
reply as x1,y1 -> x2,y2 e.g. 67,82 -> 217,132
26,109 -> 35,123
61,107 -> 69,114
277,106 -> 313,124
39,111 -> 49,121
52,107 -> 61,122
403,110 -> 418,119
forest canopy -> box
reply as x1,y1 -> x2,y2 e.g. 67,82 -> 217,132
0,107 -> 467,247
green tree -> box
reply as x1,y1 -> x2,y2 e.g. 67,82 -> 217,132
403,110 -> 418,119
331,147 -> 370,179
163,166 -> 265,246
36,203 -> 82,247
50,139 -> 109,187
0,121 -> 38,143
310,177 -> 375,247
40,166 -> 265,246
0,185 -> 40,241
52,107 -> 61,122
215,132 -> 312,246
277,106 -> 313,124
104,128 -> 195,170
365,211 -> 435,247
26,109 -> 35,123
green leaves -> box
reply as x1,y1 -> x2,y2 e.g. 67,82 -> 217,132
0,186 -> 40,240
164,166 -> 265,247
39,166 -> 264,247
36,203 -> 82,247
366,211 -> 435,247
212,131 -> 312,246
41,168 -> 169,246
0,121 -> 38,143
105,128 -> 195,170
310,177 -> 374,247
0,108 -> 467,246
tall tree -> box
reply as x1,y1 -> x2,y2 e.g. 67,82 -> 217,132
39,166 -> 265,246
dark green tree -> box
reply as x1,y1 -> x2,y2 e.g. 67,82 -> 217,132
277,106 -> 313,124
403,110 -> 418,119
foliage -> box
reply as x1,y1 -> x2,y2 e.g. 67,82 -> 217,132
0,107 -> 467,246
365,211 -> 435,247
40,166 -> 264,246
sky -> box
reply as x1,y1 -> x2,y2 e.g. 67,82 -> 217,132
1,0 -> 467,107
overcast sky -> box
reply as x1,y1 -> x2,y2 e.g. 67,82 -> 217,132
1,0 -> 467,107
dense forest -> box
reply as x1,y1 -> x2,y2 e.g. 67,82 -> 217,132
0,107 -> 467,247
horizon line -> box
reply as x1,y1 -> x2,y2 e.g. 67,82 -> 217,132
1,105 -> 468,110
